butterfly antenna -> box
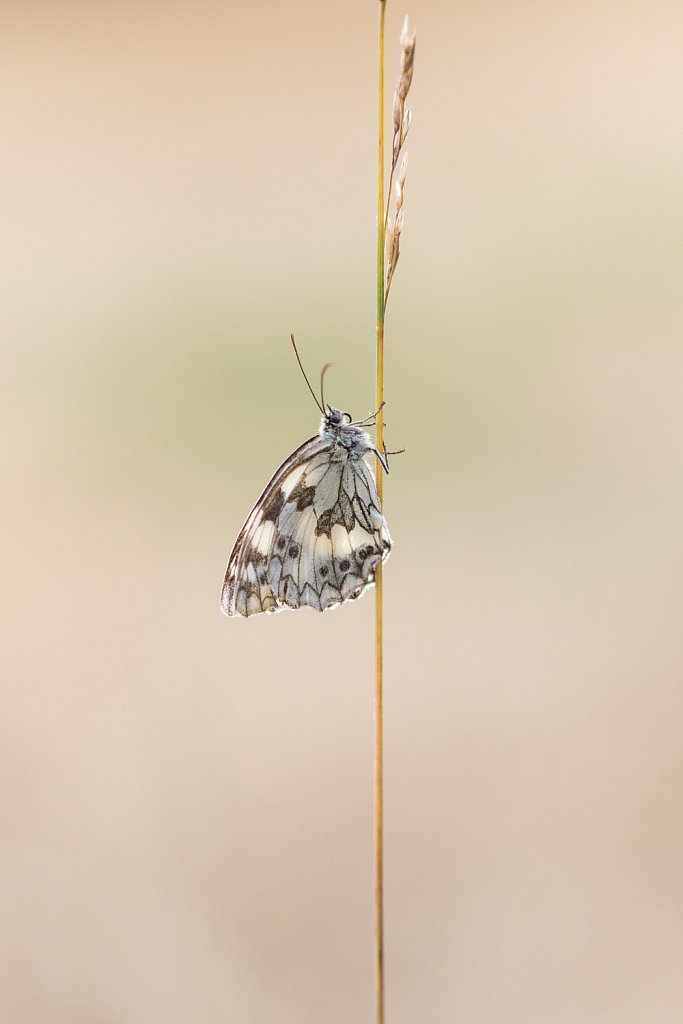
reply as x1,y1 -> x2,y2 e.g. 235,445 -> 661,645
290,334 -> 324,414
320,361 -> 332,412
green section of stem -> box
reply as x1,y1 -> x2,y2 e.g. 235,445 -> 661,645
375,4 -> 386,1024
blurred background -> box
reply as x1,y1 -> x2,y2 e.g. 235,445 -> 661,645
2,1 -> 682,1021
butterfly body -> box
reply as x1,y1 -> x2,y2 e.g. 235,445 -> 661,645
221,407 -> 391,617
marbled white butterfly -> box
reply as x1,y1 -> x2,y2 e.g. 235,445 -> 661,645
220,339 -> 392,617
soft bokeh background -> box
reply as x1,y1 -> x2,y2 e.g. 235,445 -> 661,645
2,1 -> 682,1021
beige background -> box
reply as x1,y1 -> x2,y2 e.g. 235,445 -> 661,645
2,1 -> 682,1021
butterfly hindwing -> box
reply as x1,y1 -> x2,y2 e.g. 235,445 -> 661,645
222,419 -> 391,618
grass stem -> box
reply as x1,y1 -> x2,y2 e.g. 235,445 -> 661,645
374,3 -> 386,1023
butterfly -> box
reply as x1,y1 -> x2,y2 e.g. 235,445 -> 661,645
220,340 -> 392,618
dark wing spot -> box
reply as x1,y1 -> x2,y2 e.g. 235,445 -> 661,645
290,480 -> 316,511
315,510 -> 333,537
316,503 -> 353,537
276,536 -> 286,551
288,543 -> 300,558
338,491 -> 355,530
339,559 -> 350,572
263,488 -> 285,523
319,565 -> 328,578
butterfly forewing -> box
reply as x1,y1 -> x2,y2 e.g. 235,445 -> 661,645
221,412 -> 391,617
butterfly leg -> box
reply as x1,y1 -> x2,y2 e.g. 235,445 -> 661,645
372,441 -> 406,474
351,401 -> 386,427
371,446 -> 390,474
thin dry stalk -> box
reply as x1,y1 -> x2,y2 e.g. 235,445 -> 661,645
375,9 -> 416,1024
375,7 -> 386,1021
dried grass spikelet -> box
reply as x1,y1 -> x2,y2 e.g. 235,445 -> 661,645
385,17 -> 416,309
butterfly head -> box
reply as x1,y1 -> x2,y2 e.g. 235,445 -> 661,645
324,407 -> 349,428
320,406 -> 370,449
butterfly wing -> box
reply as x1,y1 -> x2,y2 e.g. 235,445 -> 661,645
222,440 -> 391,617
